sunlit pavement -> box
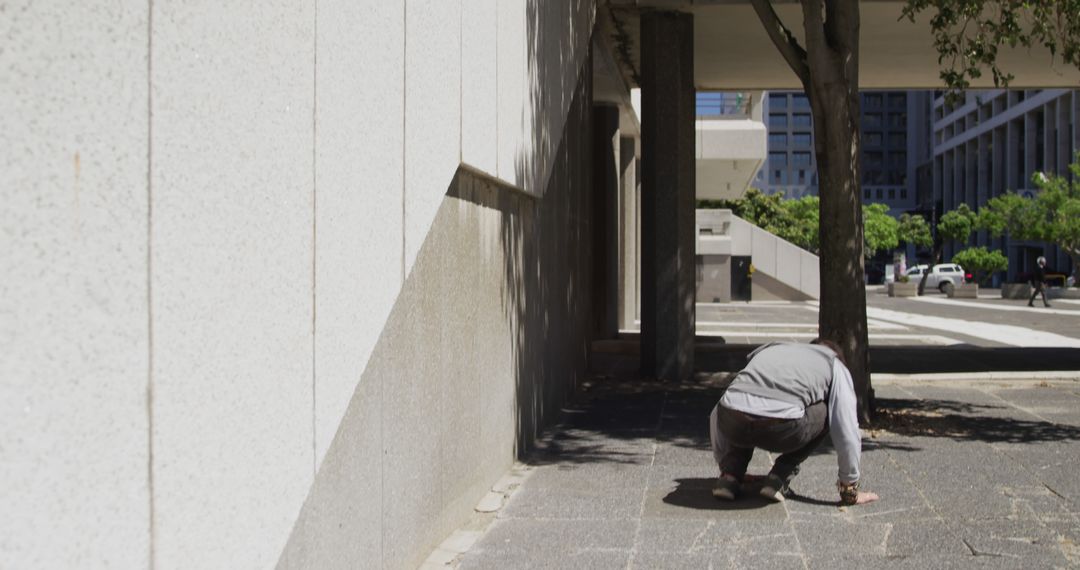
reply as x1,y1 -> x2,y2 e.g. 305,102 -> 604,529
451,376 -> 1080,569
694,288 -> 1080,348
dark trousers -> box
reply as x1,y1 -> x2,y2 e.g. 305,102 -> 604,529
1029,282 -> 1048,306
709,401 -> 828,482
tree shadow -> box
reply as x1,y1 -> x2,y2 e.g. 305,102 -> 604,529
868,397 -> 1080,445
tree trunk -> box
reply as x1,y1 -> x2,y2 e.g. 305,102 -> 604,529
801,0 -> 873,422
750,0 -> 873,421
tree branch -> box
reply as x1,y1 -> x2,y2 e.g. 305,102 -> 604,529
750,0 -> 811,85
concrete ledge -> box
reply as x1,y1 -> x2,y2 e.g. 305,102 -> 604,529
875,370 -> 1080,383
888,282 -> 919,297
946,283 -> 978,298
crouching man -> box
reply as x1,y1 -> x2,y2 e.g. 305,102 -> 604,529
709,339 -> 879,506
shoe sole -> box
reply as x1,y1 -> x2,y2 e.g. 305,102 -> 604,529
759,485 -> 785,502
712,487 -> 736,501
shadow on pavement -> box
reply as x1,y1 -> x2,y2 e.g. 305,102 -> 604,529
661,478 -> 780,510
870,397 -> 1080,444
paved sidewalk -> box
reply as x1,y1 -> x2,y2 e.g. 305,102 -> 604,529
456,376 -> 1080,569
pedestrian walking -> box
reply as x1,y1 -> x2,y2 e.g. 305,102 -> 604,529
709,339 -> 878,506
1028,256 -> 1051,308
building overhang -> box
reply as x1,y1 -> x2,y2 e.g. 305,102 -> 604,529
603,0 -> 1080,90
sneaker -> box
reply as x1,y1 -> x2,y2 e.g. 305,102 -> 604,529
712,476 -> 739,501
759,473 -> 788,502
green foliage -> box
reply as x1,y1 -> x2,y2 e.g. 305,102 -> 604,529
781,195 -> 820,253
938,203 -> 976,245
862,203 -> 899,258
901,0 -> 1080,104
951,246 -> 1008,285
977,156 -> 1080,281
897,213 -> 933,248
698,188 -> 820,253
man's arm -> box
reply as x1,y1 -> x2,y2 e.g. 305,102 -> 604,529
827,359 -> 861,483
827,359 -> 879,505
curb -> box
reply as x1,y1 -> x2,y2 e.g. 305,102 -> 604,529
874,370 -> 1080,383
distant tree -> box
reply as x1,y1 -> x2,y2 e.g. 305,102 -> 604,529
897,213 -> 933,250
952,247 -> 1008,285
937,203 -> 976,253
978,157 -> 1080,285
781,195 -> 820,253
921,203 -> 976,294
698,189 -> 820,253
862,204 -> 899,258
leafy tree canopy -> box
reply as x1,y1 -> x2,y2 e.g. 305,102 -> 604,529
952,246 -> 1008,285
863,203 -> 900,258
978,156 -> 1080,281
898,213 -> 933,248
938,203 -> 976,245
902,0 -> 1080,103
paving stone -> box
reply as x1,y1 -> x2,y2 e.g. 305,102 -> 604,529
632,519 -> 737,554
498,484 -> 645,520
628,550 -> 717,569
458,548 -> 630,570
793,519 -> 893,556
885,519 -> 972,558
466,518 -> 636,554
724,551 -> 806,569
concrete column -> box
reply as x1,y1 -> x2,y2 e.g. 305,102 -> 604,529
593,104 -> 621,339
640,11 -> 694,382
619,135 -> 638,331
1006,119 -> 1020,190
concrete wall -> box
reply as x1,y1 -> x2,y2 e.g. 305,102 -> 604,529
2,1 -> 596,568
1,3 -> 150,567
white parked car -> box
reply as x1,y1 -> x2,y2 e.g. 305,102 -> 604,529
886,263 -> 968,292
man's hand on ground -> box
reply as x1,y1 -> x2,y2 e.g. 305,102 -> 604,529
854,491 -> 879,505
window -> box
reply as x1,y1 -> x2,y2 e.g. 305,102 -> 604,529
889,133 -> 907,147
865,132 -> 883,146
864,94 -> 883,109
792,94 -> 810,109
865,189 -> 871,199
889,94 -> 906,108
864,113 -> 882,128
768,133 -> 788,147
769,94 -> 788,109
797,169 -> 806,184
793,152 -> 812,166
889,112 -> 907,128
890,152 -> 907,169
888,189 -> 896,199
769,114 -> 788,128
793,113 -> 812,128
900,189 -> 908,199
865,151 -> 883,169
769,151 -> 788,166
793,133 -> 811,146
773,169 -> 788,184
876,188 -> 883,199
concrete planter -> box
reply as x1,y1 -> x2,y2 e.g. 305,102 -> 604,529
888,282 -> 919,297
1048,287 -> 1080,300
947,283 -> 978,298
1001,283 -> 1032,299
